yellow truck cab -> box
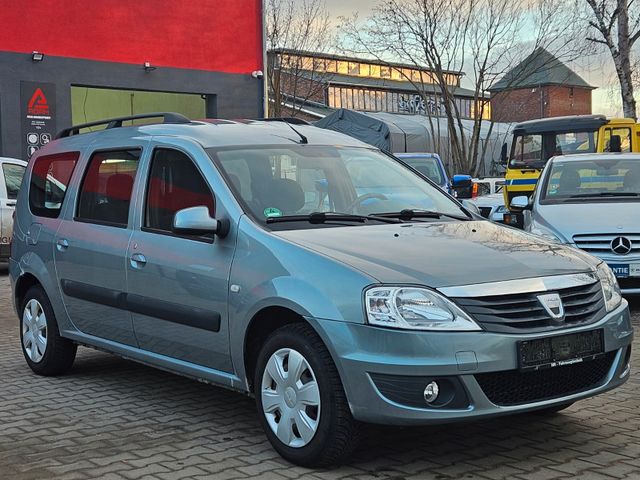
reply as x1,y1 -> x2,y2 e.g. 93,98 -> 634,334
503,115 -> 640,219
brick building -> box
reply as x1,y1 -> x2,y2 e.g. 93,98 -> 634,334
489,48 -> 595,123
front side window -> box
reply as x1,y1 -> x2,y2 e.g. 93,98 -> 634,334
211,146 -> 465,228
144,149 -> 215,239
77,149 -> 140,226
511,134 -> 543,168
603,127 -> 632,152
542,158 -> 640,204
3,163 -> 26,200
29,152 -> 79,218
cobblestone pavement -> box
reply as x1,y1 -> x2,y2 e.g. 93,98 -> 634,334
1,265 -> 639,480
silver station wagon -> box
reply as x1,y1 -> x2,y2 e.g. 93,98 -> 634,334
10,113 -> 633,466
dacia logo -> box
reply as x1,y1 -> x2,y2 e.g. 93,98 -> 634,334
537,293 -> 564,321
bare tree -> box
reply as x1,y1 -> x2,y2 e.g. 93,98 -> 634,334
339,0 -> 581,175
265,0 -> 332,117
583,0 -> 639,120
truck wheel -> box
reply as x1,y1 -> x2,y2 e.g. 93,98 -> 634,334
20,285 -> 77,376
254,323 -> 360,467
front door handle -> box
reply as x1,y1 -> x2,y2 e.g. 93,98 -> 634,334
56,238 -> 69,251
6,202 -> 16,207
130,253 -> 147,268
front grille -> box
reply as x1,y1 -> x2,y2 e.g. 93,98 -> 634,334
475,351 -> 616,406
617,278 -> 640,290
573,233 -> 640,255
478,207 -> 492,218
453,281 -> 604,333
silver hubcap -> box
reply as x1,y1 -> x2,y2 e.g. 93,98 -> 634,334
22,299 -> 47,363
261,348 -> 321,448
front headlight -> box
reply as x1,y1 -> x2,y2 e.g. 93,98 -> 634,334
365,286 -> 481,331
596,262 -> 622,312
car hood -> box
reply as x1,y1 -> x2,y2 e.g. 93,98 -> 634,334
275,220 -> 596,288
536,202 -> 640,238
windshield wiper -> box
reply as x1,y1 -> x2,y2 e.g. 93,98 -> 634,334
372,209 -> 471,221
568,192 -> 640,198
266,212 -> 402,224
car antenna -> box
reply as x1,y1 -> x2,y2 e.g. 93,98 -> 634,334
283,120 -> 308,144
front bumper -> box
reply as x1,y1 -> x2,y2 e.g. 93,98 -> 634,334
307,301 -> 632,425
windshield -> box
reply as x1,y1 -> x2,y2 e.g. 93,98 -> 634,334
510,131 -> 598,169
209,146 -> 465,227
541,158 -> 640,203
397,156 -> 444,185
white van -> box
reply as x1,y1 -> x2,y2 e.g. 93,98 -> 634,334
0,157 -> 27,260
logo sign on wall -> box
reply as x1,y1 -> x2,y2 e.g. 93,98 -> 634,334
21,81 -> 56,159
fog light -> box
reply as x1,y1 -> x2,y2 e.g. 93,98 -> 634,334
424,381 -> 439,404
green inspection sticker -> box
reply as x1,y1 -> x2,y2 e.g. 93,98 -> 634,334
263,207 -> 283,218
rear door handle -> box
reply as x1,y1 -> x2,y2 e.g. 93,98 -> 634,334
56,238 -> 69,251
6,202 -> 16,207
130,253 -> 147,268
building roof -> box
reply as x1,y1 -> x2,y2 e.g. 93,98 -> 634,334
269,48 -> 463,78
489,48 -> 594,92
297,70 -> 483,99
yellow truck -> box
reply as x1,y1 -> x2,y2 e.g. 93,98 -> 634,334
502,115 -> 640,223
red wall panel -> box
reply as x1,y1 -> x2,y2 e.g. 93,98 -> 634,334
1,0 -> 263,73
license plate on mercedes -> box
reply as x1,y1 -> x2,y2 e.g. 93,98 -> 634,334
518,329 -> 604,371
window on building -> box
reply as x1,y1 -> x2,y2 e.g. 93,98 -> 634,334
391,68 -> 403,80
380,66 -> 391,78
325,60 -> 337,73
3,163 -> 26,200
77,149 -> 140,227
348,62 -> 360,75
369,64 -> 381,78
337,61 -> 349,74
144,149 -> 215,239
29,152 -> 79,218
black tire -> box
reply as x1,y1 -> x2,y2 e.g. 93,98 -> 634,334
532,402 -> 574,415
19,285 -> 77,376
254,323 -> 360,467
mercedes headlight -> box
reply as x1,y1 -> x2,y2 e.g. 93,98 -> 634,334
596,262 -> 622,312
365,287 -> 481,331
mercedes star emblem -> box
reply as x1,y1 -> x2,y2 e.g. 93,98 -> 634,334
611,236 -> 632,255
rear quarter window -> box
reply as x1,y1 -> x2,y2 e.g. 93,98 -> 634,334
29,152 -> 79,218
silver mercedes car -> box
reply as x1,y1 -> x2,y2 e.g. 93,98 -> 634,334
514,153 -> 640,294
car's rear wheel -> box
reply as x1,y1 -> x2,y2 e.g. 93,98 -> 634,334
254,323 -> 360,467
20,285 -> 77,376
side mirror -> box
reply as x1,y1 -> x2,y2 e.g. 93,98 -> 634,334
510,196 -> 531,210
500,142 -> 508,165
173,206 -> 230,238
451,174 -> 473,199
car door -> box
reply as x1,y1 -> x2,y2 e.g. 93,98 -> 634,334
0,161 -> 26,256
54,147 -> 142,346
127,143 -> 234,371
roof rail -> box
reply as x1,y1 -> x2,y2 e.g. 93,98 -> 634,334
56,112 -> 191,139
259,117 -> 311,125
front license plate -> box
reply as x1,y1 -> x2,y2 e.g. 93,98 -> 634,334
518,329 -> 604,371
608,264 -> 629,278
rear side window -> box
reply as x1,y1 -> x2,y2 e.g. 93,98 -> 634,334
77,149 -> 141,227
144,148 -> 214,239
3,163 -> 26,200
29,152 -> 79,218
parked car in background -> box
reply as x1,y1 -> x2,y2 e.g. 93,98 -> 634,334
472,193 -> 508,222
11,115 -> 633,467
395,153 -> 451,193
515,153 -> 640,294
473,177 -> 505,196
0,157 -> 27,260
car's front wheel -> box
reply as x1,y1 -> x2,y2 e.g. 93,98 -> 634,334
254,323 -> 360,467
20,285 -> 77,376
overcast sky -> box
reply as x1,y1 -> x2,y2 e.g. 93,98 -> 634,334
321,0 -> 632,117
